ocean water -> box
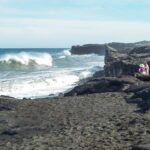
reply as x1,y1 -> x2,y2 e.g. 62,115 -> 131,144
0,48 -> 104,99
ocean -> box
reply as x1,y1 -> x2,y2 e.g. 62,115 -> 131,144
0,48 -> 104,99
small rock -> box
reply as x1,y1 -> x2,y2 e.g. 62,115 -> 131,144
132,144 -> 150,150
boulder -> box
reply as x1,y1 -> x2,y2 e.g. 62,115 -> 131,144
0,97 -> 18,111
132,144 -> 150,150
131,87 -> 150,100
127,85 -> 150,112
64,76 -> 139,96
125,82 -> 150,93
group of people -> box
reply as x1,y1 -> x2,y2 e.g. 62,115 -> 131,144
138,61 -> 149,75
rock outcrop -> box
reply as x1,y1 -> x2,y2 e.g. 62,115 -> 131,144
127,86 -> 150,112
64,76 -> 141,96
129,46 -> 150,54
70,41 -> 150,55
67,44 -> 150,113
104,46 -> 150,77
104,46 -> 139,77
71,44 -> 106,55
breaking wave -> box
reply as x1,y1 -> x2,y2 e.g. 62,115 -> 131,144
63,49 -> 71,56
58,49 -> 71,59
0,48 -> 105,98
0,52 -> 52,69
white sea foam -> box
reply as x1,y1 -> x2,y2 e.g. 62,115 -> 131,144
79,71 -> 92,78
58,55 -> 66,59
0,49 -> 104,99
79,66 -> 102,78
63,49 -> 71,56
58,49 -> 71,59
0,52 -> 53,67
0,71 -> 79,99
0,65 -> 102,99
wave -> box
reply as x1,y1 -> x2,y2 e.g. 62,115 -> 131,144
0,71 -> 79,99
79,66 -> 102,78
0,49 -> 104,98
58,49 -> 71,59
0,52 -> 52,69
0,65 -> 103,99
63,49 -> 71,56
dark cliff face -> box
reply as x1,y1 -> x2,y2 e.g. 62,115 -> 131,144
70,41 -> 150,55
104,46 -> 150,77
107,42 -> 135,53
71,41 -> 150,77
66,43 -> 150,113
71,44 -> 106,55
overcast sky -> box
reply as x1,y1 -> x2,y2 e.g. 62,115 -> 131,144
0,0 -> 150,48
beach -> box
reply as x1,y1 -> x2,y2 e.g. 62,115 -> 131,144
1,42 -> 150,149
0,93 -> 150,150
1,0 -> 150,149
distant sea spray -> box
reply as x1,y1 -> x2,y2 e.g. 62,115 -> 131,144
0,48 -> 104,98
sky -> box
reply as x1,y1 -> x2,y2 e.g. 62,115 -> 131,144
0,0 -> 150,48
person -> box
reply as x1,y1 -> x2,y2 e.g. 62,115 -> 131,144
144,61 -> 149,75
138,64 -> 147,75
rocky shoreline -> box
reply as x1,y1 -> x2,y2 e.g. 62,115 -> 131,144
1,42 -> 150,149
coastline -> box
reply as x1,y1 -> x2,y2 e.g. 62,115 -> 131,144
1,42 -> 150,149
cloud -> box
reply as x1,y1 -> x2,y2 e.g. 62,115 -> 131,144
0,0 -> 150,47
0,18 -> 150,47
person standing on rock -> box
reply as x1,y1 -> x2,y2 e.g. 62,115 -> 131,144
144,61 -> 149,75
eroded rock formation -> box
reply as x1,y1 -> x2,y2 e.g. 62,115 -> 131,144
104,46 -> 150,77
71,44 -> 106,55
71,41 -> 150,55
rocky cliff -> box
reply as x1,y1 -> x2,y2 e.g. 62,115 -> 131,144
70,41 -> 150,55
66,45 -> 150,113
104,46 -> 150,77
71,44 -> 106,55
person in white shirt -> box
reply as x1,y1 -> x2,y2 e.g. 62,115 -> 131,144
144,61 -> 149,75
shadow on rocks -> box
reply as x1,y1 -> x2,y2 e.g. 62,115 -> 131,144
126,86 -> 150,113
